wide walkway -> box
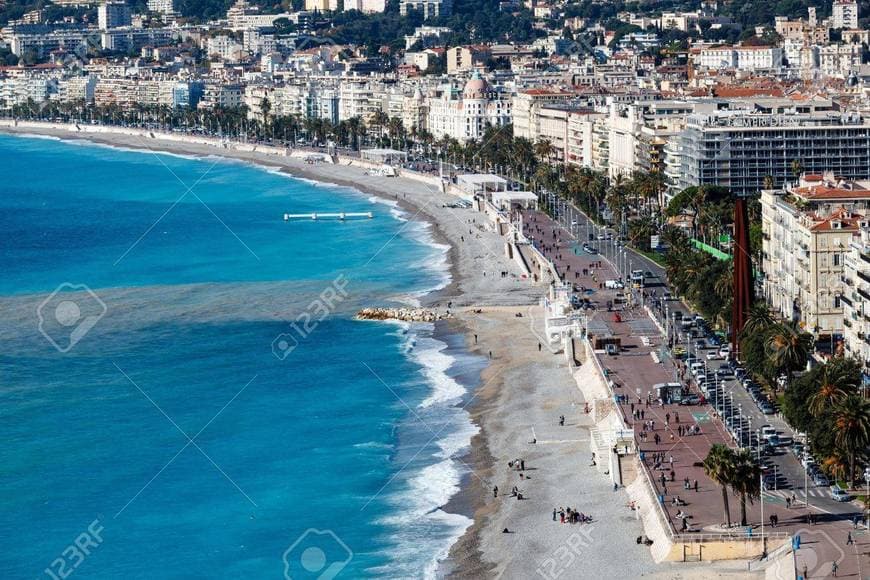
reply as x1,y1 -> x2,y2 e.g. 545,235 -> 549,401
517,208 -> 868,578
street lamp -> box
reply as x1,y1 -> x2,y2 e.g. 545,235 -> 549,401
758,428 -> 765,555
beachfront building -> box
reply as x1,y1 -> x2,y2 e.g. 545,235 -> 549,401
426,73 -> 512,142
670,105 -> 870,197
512,87 -> 577,141
761,173 -> 870,336
842,226 -> 870,369
456,174 -> 508,198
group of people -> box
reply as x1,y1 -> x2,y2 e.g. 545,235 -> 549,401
553,507 -> 592,524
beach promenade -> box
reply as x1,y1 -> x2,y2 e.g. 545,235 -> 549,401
519,207 -> 870,579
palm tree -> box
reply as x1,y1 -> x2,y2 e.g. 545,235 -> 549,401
823,452 -> 849,483
703,444 -> 736,528
370,110 -> 389,140
808,359 -> 858,417
533,138 -> 556,164
833,395 -> 870,483
730,449 -> 762,526
742,303 -> 776,338
765,322 -> 811,388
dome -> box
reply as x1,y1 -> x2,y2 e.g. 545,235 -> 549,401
463,72 -> 488,99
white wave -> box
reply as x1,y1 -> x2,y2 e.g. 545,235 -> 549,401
368,195 -> 399,209
372,328 -> 479,579
12,132 -> 64,142
413,337 -> 467,408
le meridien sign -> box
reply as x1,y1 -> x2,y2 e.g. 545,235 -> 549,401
693,113 -> 866,129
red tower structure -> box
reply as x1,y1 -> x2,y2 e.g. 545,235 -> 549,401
731,197 -> 753,352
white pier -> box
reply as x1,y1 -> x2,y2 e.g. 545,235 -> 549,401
283,212 -> 374,221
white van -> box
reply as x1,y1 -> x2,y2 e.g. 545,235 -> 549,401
605,279 -> 624,289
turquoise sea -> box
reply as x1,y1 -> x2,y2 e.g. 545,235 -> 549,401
0,134 -> 482,578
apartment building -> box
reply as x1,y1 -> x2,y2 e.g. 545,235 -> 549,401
566,109 -> 604,168
101,27 -> 174,52
7,25 -> 91,57
832,0 -> 859,30
842,227 -> 870,369
512,87 -> 575,140
399,0 -> 451,19
671,107 -> 870,196
762,173 -> 870,335
198,82 -> 244,109
696,46 -> 783,71
97,1 -> 131,30
147,0 -> 176,15
446,46 -> 490,74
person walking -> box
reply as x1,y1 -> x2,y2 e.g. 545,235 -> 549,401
552,508 -> 557,522
847,532 -> 854,545
493,486 -> 498,498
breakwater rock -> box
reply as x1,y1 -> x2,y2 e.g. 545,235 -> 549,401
356,307 -> 452,322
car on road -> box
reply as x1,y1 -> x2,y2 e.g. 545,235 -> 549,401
605,279 -> 624,289
813,474 -> 830,487
706,351 -> 723,361
679,394 -> 701,405
759,402 -> 775,414
672,346 -> 686,358
831,487 -> 853,502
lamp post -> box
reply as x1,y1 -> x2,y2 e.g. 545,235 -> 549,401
758,428 -> 765,556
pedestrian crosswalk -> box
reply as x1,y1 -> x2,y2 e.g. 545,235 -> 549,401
763,488 -> 829,502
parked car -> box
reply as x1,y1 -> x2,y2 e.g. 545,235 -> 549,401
813,474 -> 830,487
679,394 -> 701,406
831,487 -> 853,502
706,351 -> 723,361
605,344 -> 619,356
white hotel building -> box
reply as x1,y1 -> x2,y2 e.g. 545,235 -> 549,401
426,74 -> 511,142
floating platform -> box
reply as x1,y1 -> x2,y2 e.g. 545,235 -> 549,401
283,212 -> 374,221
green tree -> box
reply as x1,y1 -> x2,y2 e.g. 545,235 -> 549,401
703,444 -> 736,528
731,449 -> 761,526
833,395 -> 870,484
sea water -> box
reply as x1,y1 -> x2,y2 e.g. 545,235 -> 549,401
0,134 -> 482,578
